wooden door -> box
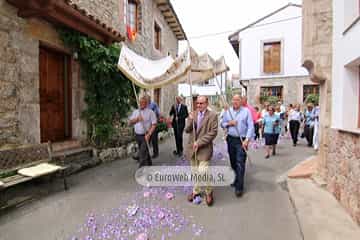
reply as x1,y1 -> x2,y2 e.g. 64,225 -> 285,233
39,47 -> 68,142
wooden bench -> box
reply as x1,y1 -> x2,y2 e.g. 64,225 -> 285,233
0,142 -> 69,206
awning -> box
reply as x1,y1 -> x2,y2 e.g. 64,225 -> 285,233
117,44 -> 229,89
6,0 -> 125,44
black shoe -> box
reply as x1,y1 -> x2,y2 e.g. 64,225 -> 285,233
173,150 -> 179,156
235,190 -> 243,198
132,155 -> 139,161
265,155 -> 270,159
152,154 -> 159,158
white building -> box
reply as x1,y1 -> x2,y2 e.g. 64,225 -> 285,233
178,72 -> 228,109
228,3 -> 316,107
332,0 -> 360,131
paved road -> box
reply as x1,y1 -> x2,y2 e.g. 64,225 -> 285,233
0,133 -> 314,240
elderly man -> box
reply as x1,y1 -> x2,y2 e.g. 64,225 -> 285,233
221,95 -> 254,197
185,96 -> 218,206
146,95 -> 160,158
129,96 -> 157,168
169,96 -> 189,156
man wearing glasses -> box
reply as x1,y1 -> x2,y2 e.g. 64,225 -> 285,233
185,96 -> 218,206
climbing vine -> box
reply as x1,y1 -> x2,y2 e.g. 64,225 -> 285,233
58,28 -> 138,147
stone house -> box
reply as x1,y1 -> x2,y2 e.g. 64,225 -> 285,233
0,0 -> 186,147
228,3 -> 318,107
302,0 -> 360,225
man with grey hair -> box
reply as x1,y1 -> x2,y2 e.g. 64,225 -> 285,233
185,95 -> 218,206
129,96 -> 157,168
221,94 -> 254,197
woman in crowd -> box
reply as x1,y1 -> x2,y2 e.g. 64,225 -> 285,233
288,104 -> 302,146
254,106 -> 262,141
262,106 -> 281,158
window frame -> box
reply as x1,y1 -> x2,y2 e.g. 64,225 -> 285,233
154,88 -> 161,106
260,86 -> 284,103
260,39 -> 284,76
154,21 -> 162,51
127,0 -> 138,33
303,84 -> 320,102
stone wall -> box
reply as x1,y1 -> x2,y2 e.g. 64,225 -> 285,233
326,129 -> 360,225
246,76 -> 313,107
0,0 -> 40,147
0,0 -> 87,147
302,0 -> 333,180
70,0 -> 121,31
71,0 -> 179,116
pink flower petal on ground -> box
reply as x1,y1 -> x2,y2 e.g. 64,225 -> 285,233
143,191 -> 151,198
165,192 -> 174,200
136,232 -> 148,240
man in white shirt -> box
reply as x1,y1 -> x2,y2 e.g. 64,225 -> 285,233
129,96 -> 157,168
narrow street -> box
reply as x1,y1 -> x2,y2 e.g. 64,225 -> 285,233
0,134 -> 314,240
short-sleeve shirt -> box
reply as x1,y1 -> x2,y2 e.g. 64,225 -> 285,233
263,114 -> 281,134
129,108 -> 157,135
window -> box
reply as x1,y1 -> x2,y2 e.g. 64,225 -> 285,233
154,88 -> 161,106
260,86 -> 283,103
263,41 -> 281,74
127,0 -> 138,32
154,22 -> 161,51
303,84 -> 320,102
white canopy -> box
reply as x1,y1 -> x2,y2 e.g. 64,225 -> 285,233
117,44 -> 229,89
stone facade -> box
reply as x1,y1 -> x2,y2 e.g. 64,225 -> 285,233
246,76 -> 314,107
0,0 -> 181,147
302,0 -> 360,225
326,129 -> 360,224
72,0 -> 180,116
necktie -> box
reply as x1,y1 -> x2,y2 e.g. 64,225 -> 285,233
197,111 -> 204,132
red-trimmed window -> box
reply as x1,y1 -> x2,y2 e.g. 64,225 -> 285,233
127,0 -> 138,32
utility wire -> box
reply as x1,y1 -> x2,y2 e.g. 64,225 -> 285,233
188,16 -> 302,40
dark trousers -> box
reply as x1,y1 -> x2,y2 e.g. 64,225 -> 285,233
226,135 -> 247,192
289,120 -> 300,144
304,125 -> 314,146
173,124 -> 185,154
254,123 -> 260,140
135,134 -> 152,167
150,128 -> 159,156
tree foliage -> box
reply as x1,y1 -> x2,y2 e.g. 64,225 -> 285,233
58,28 -> 138,146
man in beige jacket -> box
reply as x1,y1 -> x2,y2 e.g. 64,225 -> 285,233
185,96 -> 218,206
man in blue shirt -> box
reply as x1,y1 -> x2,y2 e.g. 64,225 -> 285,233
146,95 -> 160,158
221,94 -> 254,197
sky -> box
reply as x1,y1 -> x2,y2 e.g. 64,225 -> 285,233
171,0 -> 302,77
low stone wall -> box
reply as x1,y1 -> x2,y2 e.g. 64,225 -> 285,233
324,128 -> 360,225
98,131 -> 172,163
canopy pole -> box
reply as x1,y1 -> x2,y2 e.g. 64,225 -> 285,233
188,68 -> 198,162
212,71 -> 253,167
